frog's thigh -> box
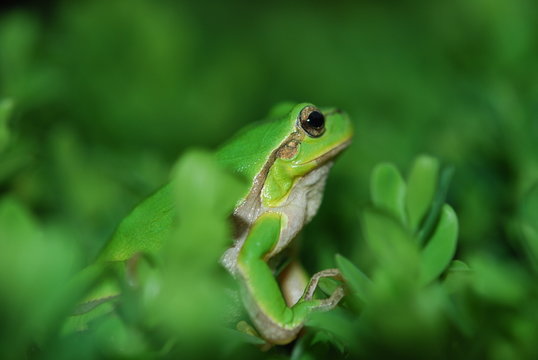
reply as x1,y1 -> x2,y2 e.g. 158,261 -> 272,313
278,260 -> 309,306
237,213 -> 303,344
237,212 -> 290,318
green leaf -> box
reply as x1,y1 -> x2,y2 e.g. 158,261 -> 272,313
519,224 -> 538,270
317,277 -> 340,296
370,163 -> 407,225
362,208 -> 419,276
405,155 -> 439,232
443,260 -> 472,294
306,308 -> 356,352
516,184 -> 538,270
0,197 -> 82,356
470,256 -> 527,305
417,166 -> 454,245
0,98 -> 13,152
419,205 -> 458,285
309,331 -> 345,354
141,149 -> 247,345
446,259 -> 470,272
335,254 -> 371,303
219,327 -> 266,345
520,183 -> 538,226
171,149 -> 247,218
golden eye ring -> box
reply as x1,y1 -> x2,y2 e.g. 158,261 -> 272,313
298,106 -> 325,138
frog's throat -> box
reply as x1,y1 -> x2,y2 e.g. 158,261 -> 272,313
261,137 -> 352,208
221,161 -> 334,275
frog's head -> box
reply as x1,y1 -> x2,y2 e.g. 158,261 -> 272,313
260,102 -> 353,207
278,102 -> 352,167
217,102 -> 353,208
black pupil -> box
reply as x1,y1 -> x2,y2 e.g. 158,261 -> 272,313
307,111 -> 324,128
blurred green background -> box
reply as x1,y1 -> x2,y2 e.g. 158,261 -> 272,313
1,0 -> 537,359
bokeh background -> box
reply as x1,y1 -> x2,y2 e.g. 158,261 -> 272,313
1,0 -> 537,359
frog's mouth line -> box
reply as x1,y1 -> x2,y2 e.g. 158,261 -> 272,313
302,138 -> 353,166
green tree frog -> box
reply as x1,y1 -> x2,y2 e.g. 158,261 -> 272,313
87,102 -> 353,345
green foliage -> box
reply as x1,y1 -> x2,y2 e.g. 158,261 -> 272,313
0,197 -> 82,359
406,155 -> 439,232
0,98 -> 12,152
365,157 -> 458,285
319,157 -> 459,358
420,205 -> 458,285
370,164 -> 407,224
140,150 -> 247,343
335,255 -> 371,304
1,1 -> 538,359
514,185 -> 538,271
311,157 -> 537,359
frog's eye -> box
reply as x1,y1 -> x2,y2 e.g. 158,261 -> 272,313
299,106 -> 325,137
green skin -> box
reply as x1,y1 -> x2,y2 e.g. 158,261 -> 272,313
86,102 -> 353,345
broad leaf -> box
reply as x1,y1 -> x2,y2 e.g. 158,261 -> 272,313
371,163 -> 407,225
0,98 -> 13,152
362,208 -> 419,278
419,205 -> 458,285
406,155 -> 439,232
335,254 -> 371,303
516,183 -> 538,270
417,166 -> 454,245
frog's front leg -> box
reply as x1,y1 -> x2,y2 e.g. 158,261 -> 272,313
236,212 -> 344,345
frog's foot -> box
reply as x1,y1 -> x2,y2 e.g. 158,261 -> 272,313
302,268 -> 345,311
313,286 -> 345,311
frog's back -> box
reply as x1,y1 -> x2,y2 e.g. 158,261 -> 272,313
98,183 -> 176,262
216,102 -> 297,183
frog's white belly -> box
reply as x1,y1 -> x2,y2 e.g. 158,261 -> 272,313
221,161 -> 333,275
